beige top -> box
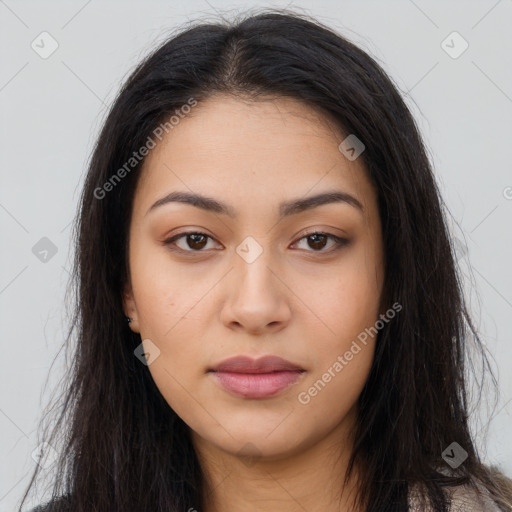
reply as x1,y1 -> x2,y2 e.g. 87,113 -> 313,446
408,480 -> 503,511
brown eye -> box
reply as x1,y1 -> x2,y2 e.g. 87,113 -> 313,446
184,233 -> 208,250
306,233 -> 329,251
163,230 -> 349,255
292,232 -> 349,253
164,232 -> 219,252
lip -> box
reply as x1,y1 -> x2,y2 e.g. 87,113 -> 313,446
209,355 -> 304,373
208,355 -> 305,399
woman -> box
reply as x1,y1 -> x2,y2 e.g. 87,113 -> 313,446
20,8 -> 512,512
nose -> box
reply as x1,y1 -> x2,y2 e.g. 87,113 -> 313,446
220,247 -> 292,335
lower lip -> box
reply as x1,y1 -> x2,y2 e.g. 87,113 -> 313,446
210,370 -> 304,399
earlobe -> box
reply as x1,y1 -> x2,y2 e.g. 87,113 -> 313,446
122,281 -> 140,333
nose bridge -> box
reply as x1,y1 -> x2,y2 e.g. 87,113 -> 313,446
220,234 -> 290,332
234,235 -> 278,295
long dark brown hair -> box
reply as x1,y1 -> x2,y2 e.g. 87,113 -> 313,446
18,8 -> 512,512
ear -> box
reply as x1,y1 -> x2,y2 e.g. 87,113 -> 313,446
123,280 -> 140,333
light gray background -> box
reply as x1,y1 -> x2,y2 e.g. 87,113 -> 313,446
1,0 -> 511,510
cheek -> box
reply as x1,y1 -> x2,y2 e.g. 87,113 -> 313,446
296,268 -> 380,414
306,283 -> 378,394
317,253 -> 382,344
296,341 -> 375,432
130,241 -> 207,336
302,256 -> 382,404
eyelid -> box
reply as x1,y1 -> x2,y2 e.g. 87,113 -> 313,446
163,230 -> 221,252
163,229 -> 349,255
291,231 -> 348,252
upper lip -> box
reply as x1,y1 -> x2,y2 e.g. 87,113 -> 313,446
209,355 -> 304,374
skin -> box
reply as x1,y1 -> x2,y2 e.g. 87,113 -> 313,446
123,95 -> 385,512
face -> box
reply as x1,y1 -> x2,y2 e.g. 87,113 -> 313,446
123,95 -> 385,462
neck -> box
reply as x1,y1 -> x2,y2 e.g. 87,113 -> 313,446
191,405 -> 364,512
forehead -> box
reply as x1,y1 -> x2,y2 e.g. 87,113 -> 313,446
132,95 -> 376,221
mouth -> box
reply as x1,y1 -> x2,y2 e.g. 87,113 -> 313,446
208,369 -> 305,399
209,354 -> 304,373
207,355 -> 306,399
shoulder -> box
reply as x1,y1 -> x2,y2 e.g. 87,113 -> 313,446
446,481 -> 502,512
408,480 -> 502,511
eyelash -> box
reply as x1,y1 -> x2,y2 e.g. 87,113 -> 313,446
163,230 -> 349,255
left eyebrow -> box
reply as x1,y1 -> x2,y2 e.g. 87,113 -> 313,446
145,190 -> 364,219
